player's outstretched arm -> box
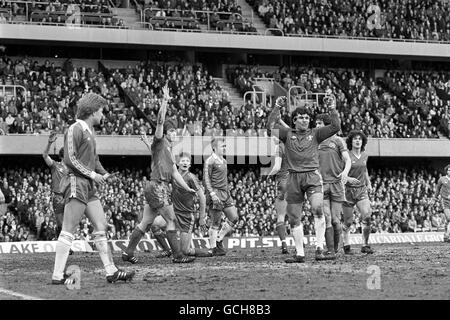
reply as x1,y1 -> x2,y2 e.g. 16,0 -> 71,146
172,164 -> 196,193
139,132 -> 152,153
365,169 -> 372,193
43,131 -> 57,167
339,150 -> 352,185
155,84 -> 170,139
316,104 -> 341,143
197,187 -> 207,232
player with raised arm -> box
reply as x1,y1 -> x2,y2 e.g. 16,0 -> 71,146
316,113 -> 354,258
122,84 -> 197,264
433,164 -> 450,243
204,137 -> 239,256
151,152 -> 212,257
42,132 -> 69,238
266,98 -> 341,263
52,93 -> 134,285
341,130 -> 374,254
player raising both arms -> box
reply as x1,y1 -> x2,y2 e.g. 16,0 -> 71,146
42,132 -> 69,239
122,84 -> 197,264
433,164 -> 450,243
316,113 -> 354,258
204,137 -> 239,256
267,99 -> 341,263
267,139 -> 290,254
151,152 -> 212,257
342,130 -> 374,254
52,93 -> 134,284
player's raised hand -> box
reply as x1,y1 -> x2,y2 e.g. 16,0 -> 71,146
48,131 -> 57,144
275,96 -> 287,108
162,83 -> 171,101
140,132 -> 150,145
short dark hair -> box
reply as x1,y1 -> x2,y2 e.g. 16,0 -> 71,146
346,130 -> 368,151
445,164 -> 450,173
316,113 -> 331,125
58,148 -> 64,160
76,93 -> 107,120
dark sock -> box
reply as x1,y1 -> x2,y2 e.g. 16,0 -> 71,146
126,226 -> 145,256
332,222 -> 342,252
154,232 -> 171,252
363,225 -> 371,246
166,230 -> 182,259
325,227 -> 334,253
276,222 -> 286,241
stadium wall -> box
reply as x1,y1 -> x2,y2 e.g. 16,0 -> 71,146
2,24 -> 450,58
0,232 -> 444,254
0,135 -> 449,157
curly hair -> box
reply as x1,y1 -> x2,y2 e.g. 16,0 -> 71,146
315,113 -> 331,125
76,93 -> 107,120
445,164 -> 450,173
346,130 -> 367,151
291,106 -> 310,124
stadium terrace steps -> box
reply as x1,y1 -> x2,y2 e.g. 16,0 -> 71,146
237,0 -> 267,34
111,8 -> 140,27
213,77 -> 244,110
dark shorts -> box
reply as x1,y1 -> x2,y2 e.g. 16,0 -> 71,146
323,181 -> 345,203
343,186 -> 369,207
175,210 -> 195,233
276,177 -> 288,201
62,174 -> 98,205
206,188 -> 235,211
52,193 -> 65,216
286,170 -> 323,204
144,180 -> 172,210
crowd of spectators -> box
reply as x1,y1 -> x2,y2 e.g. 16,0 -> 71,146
0,161 -> 448,243
227,64 -> 450,138
1,55 -> 450,139
0,55 -> 129,135
248,0 -> 450,41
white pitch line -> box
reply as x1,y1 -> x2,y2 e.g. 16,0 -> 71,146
0,287 -> 44,300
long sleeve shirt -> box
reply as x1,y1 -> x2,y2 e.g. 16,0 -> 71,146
63,119 -> 107,180
273,109 -> 341,173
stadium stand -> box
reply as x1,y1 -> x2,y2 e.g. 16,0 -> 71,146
247,0 -> 450,40
0,163 -> 448,242
2,55 -> 449,138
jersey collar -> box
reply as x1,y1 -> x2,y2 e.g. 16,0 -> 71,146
76,119 -> 92,135
212,152 -> 224,164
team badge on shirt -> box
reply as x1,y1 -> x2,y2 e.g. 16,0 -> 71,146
307,135 -> 313,141
328,142 -> 336,149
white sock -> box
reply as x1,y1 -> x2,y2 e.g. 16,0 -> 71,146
446,222 -> 450,236
342,225 -> 350,246
314,215 -> 326,250
217,221 -> 234,242
94,231 -> 118,276
291,224 -> 305,256
209,227 -> 218,248
52,231 -> 74,280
